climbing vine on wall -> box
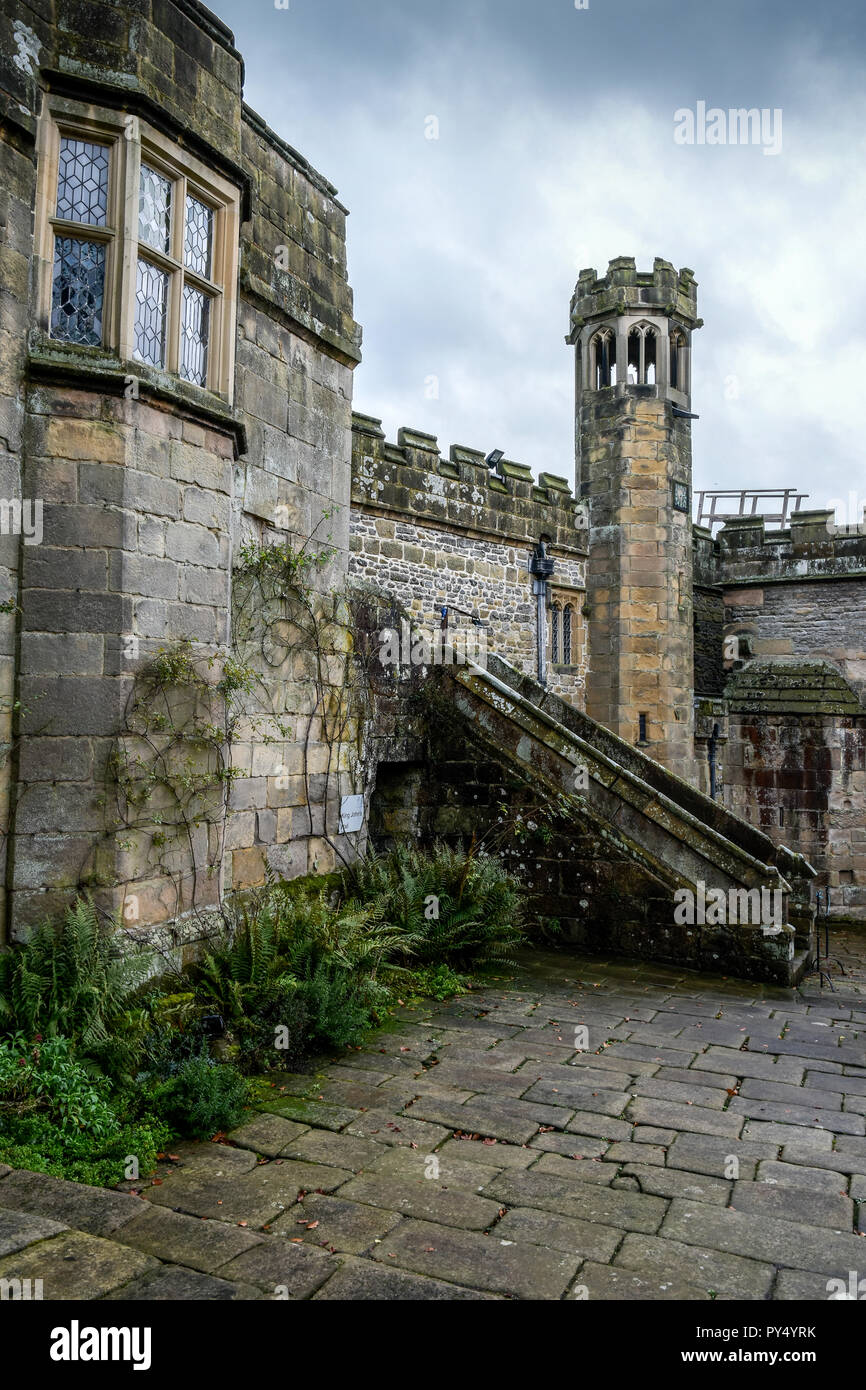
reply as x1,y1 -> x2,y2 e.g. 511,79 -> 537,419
103,515 -> 379,929
230,518 -> 377,870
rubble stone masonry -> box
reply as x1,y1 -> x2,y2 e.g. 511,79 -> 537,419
349,414 -> 588,704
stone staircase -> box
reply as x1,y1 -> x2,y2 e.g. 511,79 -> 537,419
439,653 -> 816,984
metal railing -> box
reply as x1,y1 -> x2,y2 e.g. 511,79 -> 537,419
695,488 -> 809,531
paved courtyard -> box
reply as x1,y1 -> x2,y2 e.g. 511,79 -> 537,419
1,944 -> 865,1301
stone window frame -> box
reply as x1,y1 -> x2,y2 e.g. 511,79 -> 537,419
549,591 -> 579,672
562,602 -> 573,665
669,326 -> 689,393
626,320 -> 658,386
34,99 -> 240,402
589,326 -> 616,389
578,316 -> 691,405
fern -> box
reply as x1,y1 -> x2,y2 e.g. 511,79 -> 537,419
341,842 -> 525,967
0,899 -> 152,1078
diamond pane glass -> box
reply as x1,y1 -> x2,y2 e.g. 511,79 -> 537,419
184,195 -> 213,278
50,237 -> 105,345
181,285 -> 210,386
134,258 -> 168,367
56,138 -> 109,226
138,164 -> 172,252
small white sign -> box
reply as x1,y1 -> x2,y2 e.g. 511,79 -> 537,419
339,794 -> 365,834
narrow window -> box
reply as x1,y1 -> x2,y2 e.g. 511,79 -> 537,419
181,284 -> 210,386
562,605 -> 573,664
592,330 -> 615,388
644,328 -> 656,385
551,602 -> 561,663
50,136 -> 111,346
627,328 -> 641,384
138,163 -> 172,252
670,330 -> 686,390
133,163 -> 218,384
638,713 -> 648,742
134,257 -> 169,367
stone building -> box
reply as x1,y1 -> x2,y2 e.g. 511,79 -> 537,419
702,514 -> 866,920
349,255 -> 866,926
0,0 -> 363,943
1,0 -> 861,982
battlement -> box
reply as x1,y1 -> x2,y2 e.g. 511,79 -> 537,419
717,510 -> 866,584
569,256 -> 701,337
692,524 -> 720,589
351,413 -> 585,552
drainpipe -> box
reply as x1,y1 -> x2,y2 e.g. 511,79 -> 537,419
529,542 -> 556,687
708,721 -> 720,800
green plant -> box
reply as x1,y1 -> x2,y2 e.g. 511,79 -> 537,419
191,882 -> 405,1064
404,963 -> 473,1000
341,842 -> 525,967
0,1112 -> 171,1187
234,527 -> 335,595
0,899 -> 152,1078
0,1033 -> 116,1143
0,1032 -> 171,1185
149,1055 -> 248,1139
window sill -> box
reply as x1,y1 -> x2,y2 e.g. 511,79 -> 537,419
27,338 -> 247,458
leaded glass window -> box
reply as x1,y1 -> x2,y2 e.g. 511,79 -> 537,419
563,605 -> 573,665
41,109 -> 237,396
51,237 -> 105,345
551,603 -> 560,664
181,284 -> 210,386
56,137 -> 109,225
138,164 -> 172,253
184,194 -> 213,278
134,259 -> 168,367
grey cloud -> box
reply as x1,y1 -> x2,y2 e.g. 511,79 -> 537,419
218,0 -> 866,516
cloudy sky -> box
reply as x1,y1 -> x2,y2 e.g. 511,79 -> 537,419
217,0 -> 866,524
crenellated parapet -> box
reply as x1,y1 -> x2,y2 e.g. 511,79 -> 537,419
717,511 -> 866,584
351,413 -> 586,554
568,256 -> 701,339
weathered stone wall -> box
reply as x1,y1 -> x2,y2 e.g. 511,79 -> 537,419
349,414 -> 588,704
718,511 -> 866,699
0,0 -> 39,942
712,513 -> 866,919
721,662 -> 866,920
569,258 -> 701,785
0,0 -> 363,939
577,389 -> 696,779
693,527 -> 725,699
724,708 -> 866,919
694,584 -> 726,697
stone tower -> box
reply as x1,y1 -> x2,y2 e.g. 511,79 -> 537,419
567,256 -> 702,782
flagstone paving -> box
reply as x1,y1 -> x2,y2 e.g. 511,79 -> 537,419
1,943 -> 865,1301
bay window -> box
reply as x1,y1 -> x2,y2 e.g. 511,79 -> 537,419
36,102 -> 239,401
